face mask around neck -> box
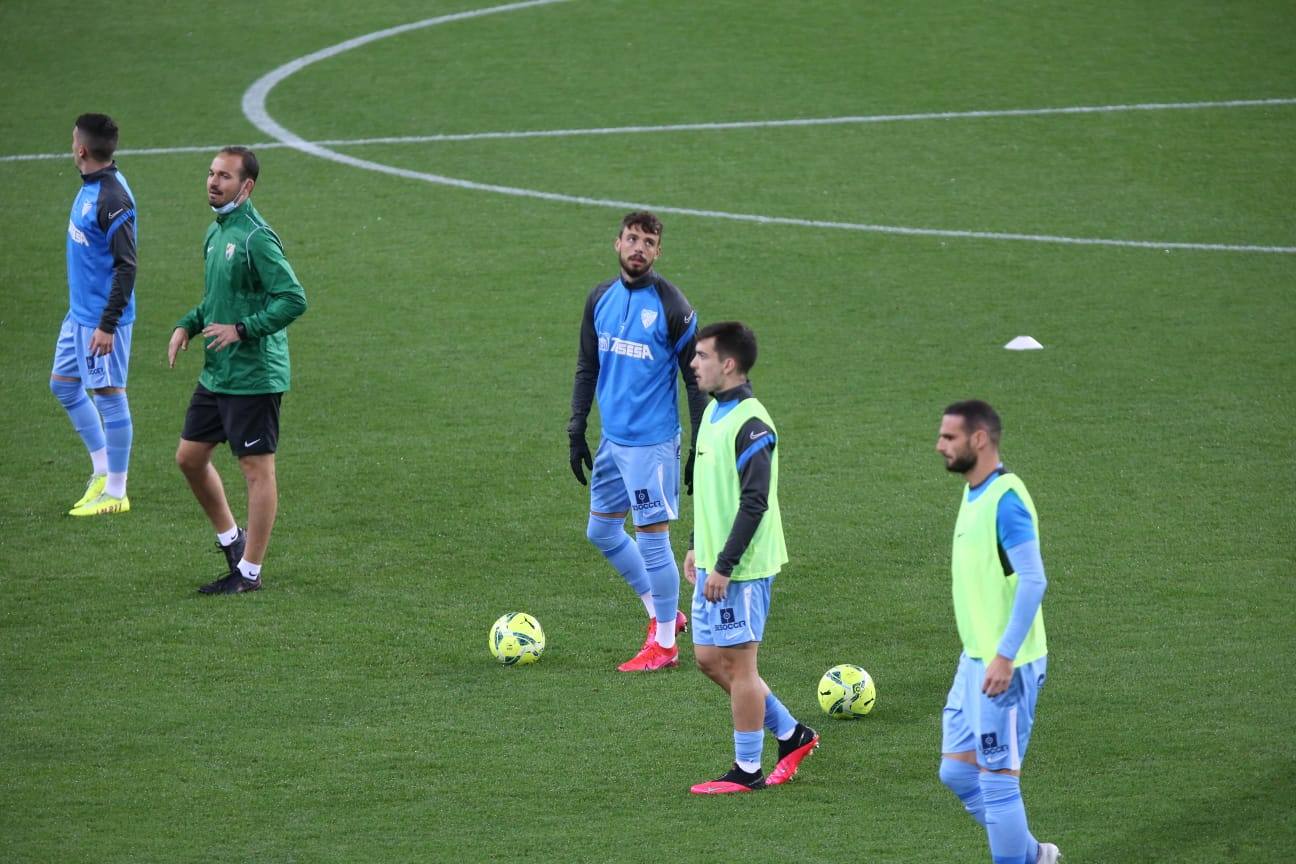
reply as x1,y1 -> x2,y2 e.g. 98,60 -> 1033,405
212,183 -> 249,214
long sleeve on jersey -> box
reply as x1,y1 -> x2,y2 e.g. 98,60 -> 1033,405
996,540 -> 1048,660
714,416 -> 775,573
568,288 -> 600,437
239,227 -> 307,338
97,219 -> 136,333
93,179 -> 137,334
677,338 -> 708,449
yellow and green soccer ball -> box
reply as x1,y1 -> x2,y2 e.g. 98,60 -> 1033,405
489,612 -> 545,666
818,664 -> 876,717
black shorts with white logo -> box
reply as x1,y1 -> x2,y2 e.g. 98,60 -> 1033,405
182,384 -> 282,457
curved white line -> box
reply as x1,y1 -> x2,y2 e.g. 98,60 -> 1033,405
7,98 -> 1296,164
236,1 -> 1296,253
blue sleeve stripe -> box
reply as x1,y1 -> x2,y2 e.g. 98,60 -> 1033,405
105,208 -> 136,242
735,434 -> 775,471
672,315 -> 697,355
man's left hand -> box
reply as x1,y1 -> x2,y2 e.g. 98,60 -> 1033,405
981,654 -> 1014,697
89,328 -> 114,356
202,323 -> 241,352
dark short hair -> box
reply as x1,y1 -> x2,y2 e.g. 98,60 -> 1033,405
219,146 -> 260,182
943,399 -> 1002,445
697,321 -> 758,375
75,113 -> 119,162
619,210 -> 662,238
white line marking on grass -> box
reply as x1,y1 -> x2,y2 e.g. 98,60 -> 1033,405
12,0 -> 1295,253
5,97 -> 1296,163
244,12 -> 1296,258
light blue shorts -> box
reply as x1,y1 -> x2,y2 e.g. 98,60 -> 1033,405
690,572 -> 773,647
51,312 -> 132,389
589,434 -> 680,527
941,652 -> 1048,771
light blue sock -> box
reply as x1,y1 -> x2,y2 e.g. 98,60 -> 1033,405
51,378 -> 105,456
586,515 -> 650,596
981,772 -> 1032,864
939,758 -> 987,827
635,531 -> 680,634
734,729 -> 764,772
94,393 -> 132,473
764,692 -> 797,738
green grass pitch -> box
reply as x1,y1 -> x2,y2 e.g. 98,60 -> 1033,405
1,1 -> 1293,861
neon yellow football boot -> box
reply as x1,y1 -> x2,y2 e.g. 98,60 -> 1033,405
72,474 -> 107,509
68,492 -> 130,517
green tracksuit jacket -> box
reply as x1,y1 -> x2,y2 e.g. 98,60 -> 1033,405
175,199 -> 307,394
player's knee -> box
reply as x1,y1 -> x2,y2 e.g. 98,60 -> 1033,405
940,756 -> 982,795
939,757 -> 965,790
634,529 -> 672,568
239,459 -> 275,485
176,443 -> 208,475
50,377 -> 83,406
586,514 -> 627,550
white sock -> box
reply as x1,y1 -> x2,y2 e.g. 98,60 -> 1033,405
104,472 -> 127,499
639,592 -> 655,617
217,526 -> 241,546
91,448 -> 108,475
736,759 -> 761,774
237,559 -> 261,580
655,621 -> 676,650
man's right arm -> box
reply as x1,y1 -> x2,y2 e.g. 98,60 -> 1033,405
175,305 -> 204,336
175,232 -> 213,336
567,288 -> 601,437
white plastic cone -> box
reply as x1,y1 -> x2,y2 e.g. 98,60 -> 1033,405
1004,336 -> 1044,350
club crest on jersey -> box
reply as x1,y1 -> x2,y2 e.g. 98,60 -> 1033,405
225,242 -> 236,261
640,308 -> 658,329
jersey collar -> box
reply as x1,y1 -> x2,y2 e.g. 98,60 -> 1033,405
712,381 -> 753,404
620,270 -> 657,290
80,162 -> 118,183
967,463 -> 1008,493
215,197 -> 253,223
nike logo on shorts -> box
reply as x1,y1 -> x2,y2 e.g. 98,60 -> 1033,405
244,438 -> 262,447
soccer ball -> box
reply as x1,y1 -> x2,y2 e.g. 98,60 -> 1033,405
818,664 -> 876,718
489,612 -> 545,666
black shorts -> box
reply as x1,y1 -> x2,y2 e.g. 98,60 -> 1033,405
182,384 -> 282,457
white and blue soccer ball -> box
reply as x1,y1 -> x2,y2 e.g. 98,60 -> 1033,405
818,664 -> 877,717
489,612 -> 545,666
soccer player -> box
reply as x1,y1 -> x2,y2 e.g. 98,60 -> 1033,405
568,211 -> 709,671
935,400 -> 1060,863
53,113 -> 137,516
683,322 -> 817,794
169,147 -> 307,595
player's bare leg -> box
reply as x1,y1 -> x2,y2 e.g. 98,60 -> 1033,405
176,439 -> 236,532
238,453 -> 277,568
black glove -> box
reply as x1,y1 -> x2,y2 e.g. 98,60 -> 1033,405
684,447 -> 696,495
570,433 -> 593,485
